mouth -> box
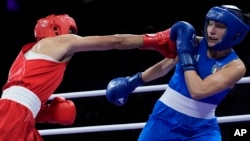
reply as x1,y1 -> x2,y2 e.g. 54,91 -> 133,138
207,37 -> 218,43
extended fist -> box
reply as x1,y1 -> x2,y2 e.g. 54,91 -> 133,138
141,28 -> 177,58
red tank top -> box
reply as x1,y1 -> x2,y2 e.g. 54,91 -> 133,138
2,42 -> 68,104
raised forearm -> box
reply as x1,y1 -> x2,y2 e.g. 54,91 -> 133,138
184,71 -> 207,99
142,58 -> 177,82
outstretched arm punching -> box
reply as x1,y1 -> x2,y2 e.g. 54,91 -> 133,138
32,27 -> 178,62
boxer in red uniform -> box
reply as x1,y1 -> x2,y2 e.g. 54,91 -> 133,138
0,14 -> 177,140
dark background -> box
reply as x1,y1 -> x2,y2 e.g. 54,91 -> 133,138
1,0 -> 250,141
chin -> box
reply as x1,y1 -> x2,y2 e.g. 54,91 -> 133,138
207,42 -> 217,47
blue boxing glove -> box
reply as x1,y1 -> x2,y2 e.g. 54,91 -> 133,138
106,72 -> 144,106
170,21 -> 197,71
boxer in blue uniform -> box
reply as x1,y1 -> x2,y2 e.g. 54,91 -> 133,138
106,5 -> 250,141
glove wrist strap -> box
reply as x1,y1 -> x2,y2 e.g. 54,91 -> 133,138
179,53 -> 196,71
141,34 -> 159,49
128,72 -> 145,88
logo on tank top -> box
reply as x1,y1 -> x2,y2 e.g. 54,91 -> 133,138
211,62 -> 222,73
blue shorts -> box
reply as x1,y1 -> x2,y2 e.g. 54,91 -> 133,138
138,100 -> 221,141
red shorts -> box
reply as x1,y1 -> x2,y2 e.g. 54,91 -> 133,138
0,99 -> 43,141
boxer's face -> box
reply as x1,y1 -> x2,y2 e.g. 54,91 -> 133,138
206,20 -> 226,47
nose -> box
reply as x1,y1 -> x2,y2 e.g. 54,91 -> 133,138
208,25 -> 216,35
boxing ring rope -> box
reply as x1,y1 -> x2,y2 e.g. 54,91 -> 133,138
39,114 -> 250,136
40,76 -> 250,136
48,76 -> 250,100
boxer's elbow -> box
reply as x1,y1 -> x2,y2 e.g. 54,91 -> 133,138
189,88 -> 209,100
190,91 -> 204,100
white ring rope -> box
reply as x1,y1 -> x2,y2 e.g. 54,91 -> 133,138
41,76 -> 250,136
49,76 -> 250,100
39,114 -> 250,136
49,84 -> 166,100
235,76 -> 250,84
39,122 -> 146,136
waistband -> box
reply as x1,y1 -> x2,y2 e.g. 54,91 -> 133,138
159,86 -> 216,119
1,86 -> 41,118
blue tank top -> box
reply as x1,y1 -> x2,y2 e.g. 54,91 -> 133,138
168,39 -> 238,105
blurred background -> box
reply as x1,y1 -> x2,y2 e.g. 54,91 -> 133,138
0,0 -> 250,140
